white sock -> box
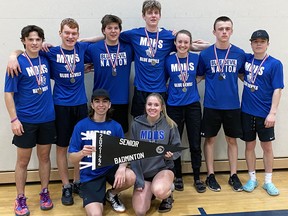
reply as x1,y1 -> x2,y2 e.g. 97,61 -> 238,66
265,173 -> 272,184
248,171 -> 257,182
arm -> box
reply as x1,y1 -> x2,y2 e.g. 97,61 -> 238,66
78,35 -> 104,43
69,145 -> 95,164
4,92 -> 24,136
191,39 -> 210,52
7,50 -> 23,77
264,88 -> 282,128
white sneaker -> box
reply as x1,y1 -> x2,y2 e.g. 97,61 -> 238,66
105,189 -> 126,212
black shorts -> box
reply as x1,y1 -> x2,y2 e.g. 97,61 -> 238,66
55,104 -> 88,147
131,88 -> 167,118
81,165 -> 118,207
13,121 -> 56,148
241,112 -> 275,142
111,104 -> 129,133
201,107 -> 242,138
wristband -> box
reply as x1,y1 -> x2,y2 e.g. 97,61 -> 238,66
10,117 -> 18,123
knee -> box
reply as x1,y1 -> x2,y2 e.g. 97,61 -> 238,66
126,169 -> 136,186
153,187 -> 170,200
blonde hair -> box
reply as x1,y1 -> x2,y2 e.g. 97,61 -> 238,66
146,93 -> 176,128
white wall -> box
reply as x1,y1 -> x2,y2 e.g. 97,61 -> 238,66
0,0 -> 287,171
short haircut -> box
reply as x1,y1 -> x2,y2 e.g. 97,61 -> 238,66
101,14 -> 122,33
20,25 -> 45,48
142,0 -> 161,16
213,16 -> 233,30
60,18 -> 79,32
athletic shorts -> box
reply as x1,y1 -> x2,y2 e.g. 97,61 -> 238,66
55,104 -> 88,147
241,112 -> 275,142
81,165 -> 118,207
201,107 -> 242,138
13,121 -> 56,148
131,88 -> 167,118
111,104 -> 129,133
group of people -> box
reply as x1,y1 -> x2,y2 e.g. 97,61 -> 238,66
4,0 -> 284,216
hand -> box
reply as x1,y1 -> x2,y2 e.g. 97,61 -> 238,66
11,119 -> 24,136
264,113 -> 276,128
84,63 -> 94,73
113,166 -> 126,189
164,151 -> 173,159
41,42 -> 53,52
7,55 -> 21,78
81,145 -> 96,157
136,187 -> 143,191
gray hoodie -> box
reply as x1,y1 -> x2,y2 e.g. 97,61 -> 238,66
130,113 -> 181,189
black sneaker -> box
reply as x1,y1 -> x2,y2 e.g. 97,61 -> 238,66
174,178 -> 184,191
206,174 -> 221,192
228,174 -> 243,192
158,194 -> 174,213
73,182 -> 83,198
194,180 -> 206,193
61,185 -> 74,205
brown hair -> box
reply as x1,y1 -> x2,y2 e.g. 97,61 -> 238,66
60,18 -> 79,32
142,0 -> 161,16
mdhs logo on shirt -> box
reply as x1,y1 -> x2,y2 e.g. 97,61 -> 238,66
140,130 -> 165,141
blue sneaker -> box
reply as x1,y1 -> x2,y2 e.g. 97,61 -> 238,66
243,179 -> 258,192
262,183 -> 279,196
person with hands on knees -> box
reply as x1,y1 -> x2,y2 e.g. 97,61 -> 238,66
68,89 -> 136,215
240,30 -> 284,196
130,93 -> 181,215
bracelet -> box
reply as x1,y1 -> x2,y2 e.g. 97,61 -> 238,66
10,117 -> 18,123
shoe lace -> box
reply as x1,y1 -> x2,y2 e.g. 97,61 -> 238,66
40,191 -> 50,203
63,188 -> 71,197
17,196 -> 28,209
110,194 -> 122,206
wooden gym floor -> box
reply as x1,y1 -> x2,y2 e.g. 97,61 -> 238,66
0,170 -> 287,215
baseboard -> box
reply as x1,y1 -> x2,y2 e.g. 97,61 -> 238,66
0,158 -> 287,184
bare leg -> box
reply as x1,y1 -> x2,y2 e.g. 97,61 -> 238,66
15,148 -> 32,195
225,136 -> 239,175
37,144 -> 52,189
204,136 -> 216,175
56,146 -> 69,185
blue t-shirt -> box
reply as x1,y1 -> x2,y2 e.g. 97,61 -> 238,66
197,44 -> 245,109
4,54 -> 55,123
68,117 -> 124,183
85,40 -> 134,104
42,42 -> 90,106
120,27 -> 175,92
241,54 -> 284,118
165,52 -> 200,106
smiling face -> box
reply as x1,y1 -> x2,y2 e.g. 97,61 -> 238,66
103,22 -> 120,45
59,25 -> 79,50
175,32 -> 191,57
145,95 -> 163,122
22,31 -> 43,57
91,97 -> 111,117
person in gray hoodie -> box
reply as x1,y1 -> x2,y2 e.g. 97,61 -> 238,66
130,93 -> 181,215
